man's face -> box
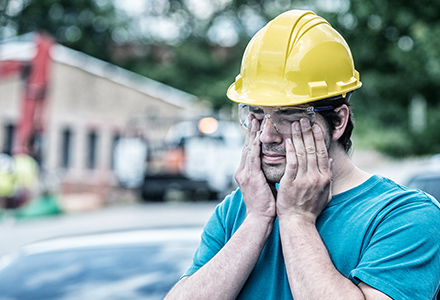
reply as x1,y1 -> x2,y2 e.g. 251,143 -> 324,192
256,108 -> 332,184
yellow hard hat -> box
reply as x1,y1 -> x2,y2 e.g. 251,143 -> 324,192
227,10 -> 362,106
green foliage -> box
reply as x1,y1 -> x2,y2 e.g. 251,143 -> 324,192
322,0 -> 440,157
4,0 -> 440,157
353,102 -> 440,157
4,0 -> 127,62
120,39 -> 247,109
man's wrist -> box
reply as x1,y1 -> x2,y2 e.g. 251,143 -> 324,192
246,212 -> 276,225
277,212 -> 317,227
244,212 -> 276,238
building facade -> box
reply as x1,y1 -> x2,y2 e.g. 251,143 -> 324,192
0,34 -> 201,207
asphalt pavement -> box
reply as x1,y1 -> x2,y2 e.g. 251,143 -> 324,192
0,201 -> 218,256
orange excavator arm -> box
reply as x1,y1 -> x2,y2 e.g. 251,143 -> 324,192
0,32 -> 54,160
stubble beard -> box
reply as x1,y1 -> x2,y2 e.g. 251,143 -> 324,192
261,144 -> 286,184
262,163 -> 285,184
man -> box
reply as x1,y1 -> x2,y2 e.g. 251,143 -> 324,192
165,10 -> 440,300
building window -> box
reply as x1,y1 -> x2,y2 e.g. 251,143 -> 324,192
3,123 -> 15,155
111,133 -> 120,170
60,128 -> 72,169
87,130 -> 98,169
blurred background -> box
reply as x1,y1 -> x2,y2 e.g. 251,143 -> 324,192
1,0 -> 440,298
0,0 -> 439,229
0,0 -> 439,237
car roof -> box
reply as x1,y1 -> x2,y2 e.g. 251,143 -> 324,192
2,226 -> 203,257
408,172 -> 440,181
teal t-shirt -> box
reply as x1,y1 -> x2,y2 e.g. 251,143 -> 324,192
184,175 -> 440,299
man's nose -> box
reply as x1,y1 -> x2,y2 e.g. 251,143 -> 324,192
259,115 -> 283,144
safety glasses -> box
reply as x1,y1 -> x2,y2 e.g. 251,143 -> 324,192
238,104 -> 334,134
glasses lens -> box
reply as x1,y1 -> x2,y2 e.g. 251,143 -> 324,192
238,104 -> 251,129
270,108 -> 316,134
239,105 -> 268,131
238,105 -> 317,134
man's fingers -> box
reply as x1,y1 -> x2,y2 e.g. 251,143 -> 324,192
291,120 -> 307,174
284,138 -> 298,179
300,118 -> 318,172
243,115 -> 258,148
248,131 -> 262,167
239,117 -> 258,169
312,124 -> 330,174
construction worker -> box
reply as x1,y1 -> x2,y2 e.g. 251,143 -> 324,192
165,10 -> 440,299
0,153 -> 15,209
0,152 -> 38,211
10,152 -> 39,208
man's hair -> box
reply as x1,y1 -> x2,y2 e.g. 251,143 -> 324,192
312,92 -> 354,153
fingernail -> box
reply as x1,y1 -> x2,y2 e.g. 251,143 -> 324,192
294,122 -> 300,131
313,125 -> 320,133
300,118 -> 310,127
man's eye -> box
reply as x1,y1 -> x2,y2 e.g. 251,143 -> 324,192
281,114 -> 303,122
250,112 -> 264,120
279,117 -> 300,125
249,108 -> 263,114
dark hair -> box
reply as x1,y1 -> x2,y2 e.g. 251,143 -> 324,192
312,92 -> 354,153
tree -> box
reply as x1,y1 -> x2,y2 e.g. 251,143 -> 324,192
2,0 -> 129,62
322,0 -> 440,156
4,0 -> 440,156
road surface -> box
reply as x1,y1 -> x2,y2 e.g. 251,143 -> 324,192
0,201 -> 218,256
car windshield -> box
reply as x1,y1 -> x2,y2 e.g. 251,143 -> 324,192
0,237 -> 198,300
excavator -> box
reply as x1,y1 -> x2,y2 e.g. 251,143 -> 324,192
0,32 -> 53,161
0,32 -> 53,211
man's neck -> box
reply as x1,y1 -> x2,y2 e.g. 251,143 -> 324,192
329,146 -> 372,196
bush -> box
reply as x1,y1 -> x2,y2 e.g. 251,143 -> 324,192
353,105 -> 440,158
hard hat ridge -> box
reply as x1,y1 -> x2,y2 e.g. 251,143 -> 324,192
287,11 -> 328,57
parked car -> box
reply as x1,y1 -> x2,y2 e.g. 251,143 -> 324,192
406,171 -> 440,202
404,156 -> 440,203
0,227 -> 202,300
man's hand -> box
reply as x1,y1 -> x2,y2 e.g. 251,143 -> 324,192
166,119 -> 277,300
235,117 -> 276,220
277,117 -> 332,223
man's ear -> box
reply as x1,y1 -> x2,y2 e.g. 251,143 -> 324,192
332,104 -> 349,141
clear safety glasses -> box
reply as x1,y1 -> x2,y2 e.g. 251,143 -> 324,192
238,104 -> 334,134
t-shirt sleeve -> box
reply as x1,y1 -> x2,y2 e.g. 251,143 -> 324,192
181,190 -> 244,277
350,196 -> 440,300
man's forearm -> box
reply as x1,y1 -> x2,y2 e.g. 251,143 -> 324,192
165,214 -> 274,300
279,217 -> 365,300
